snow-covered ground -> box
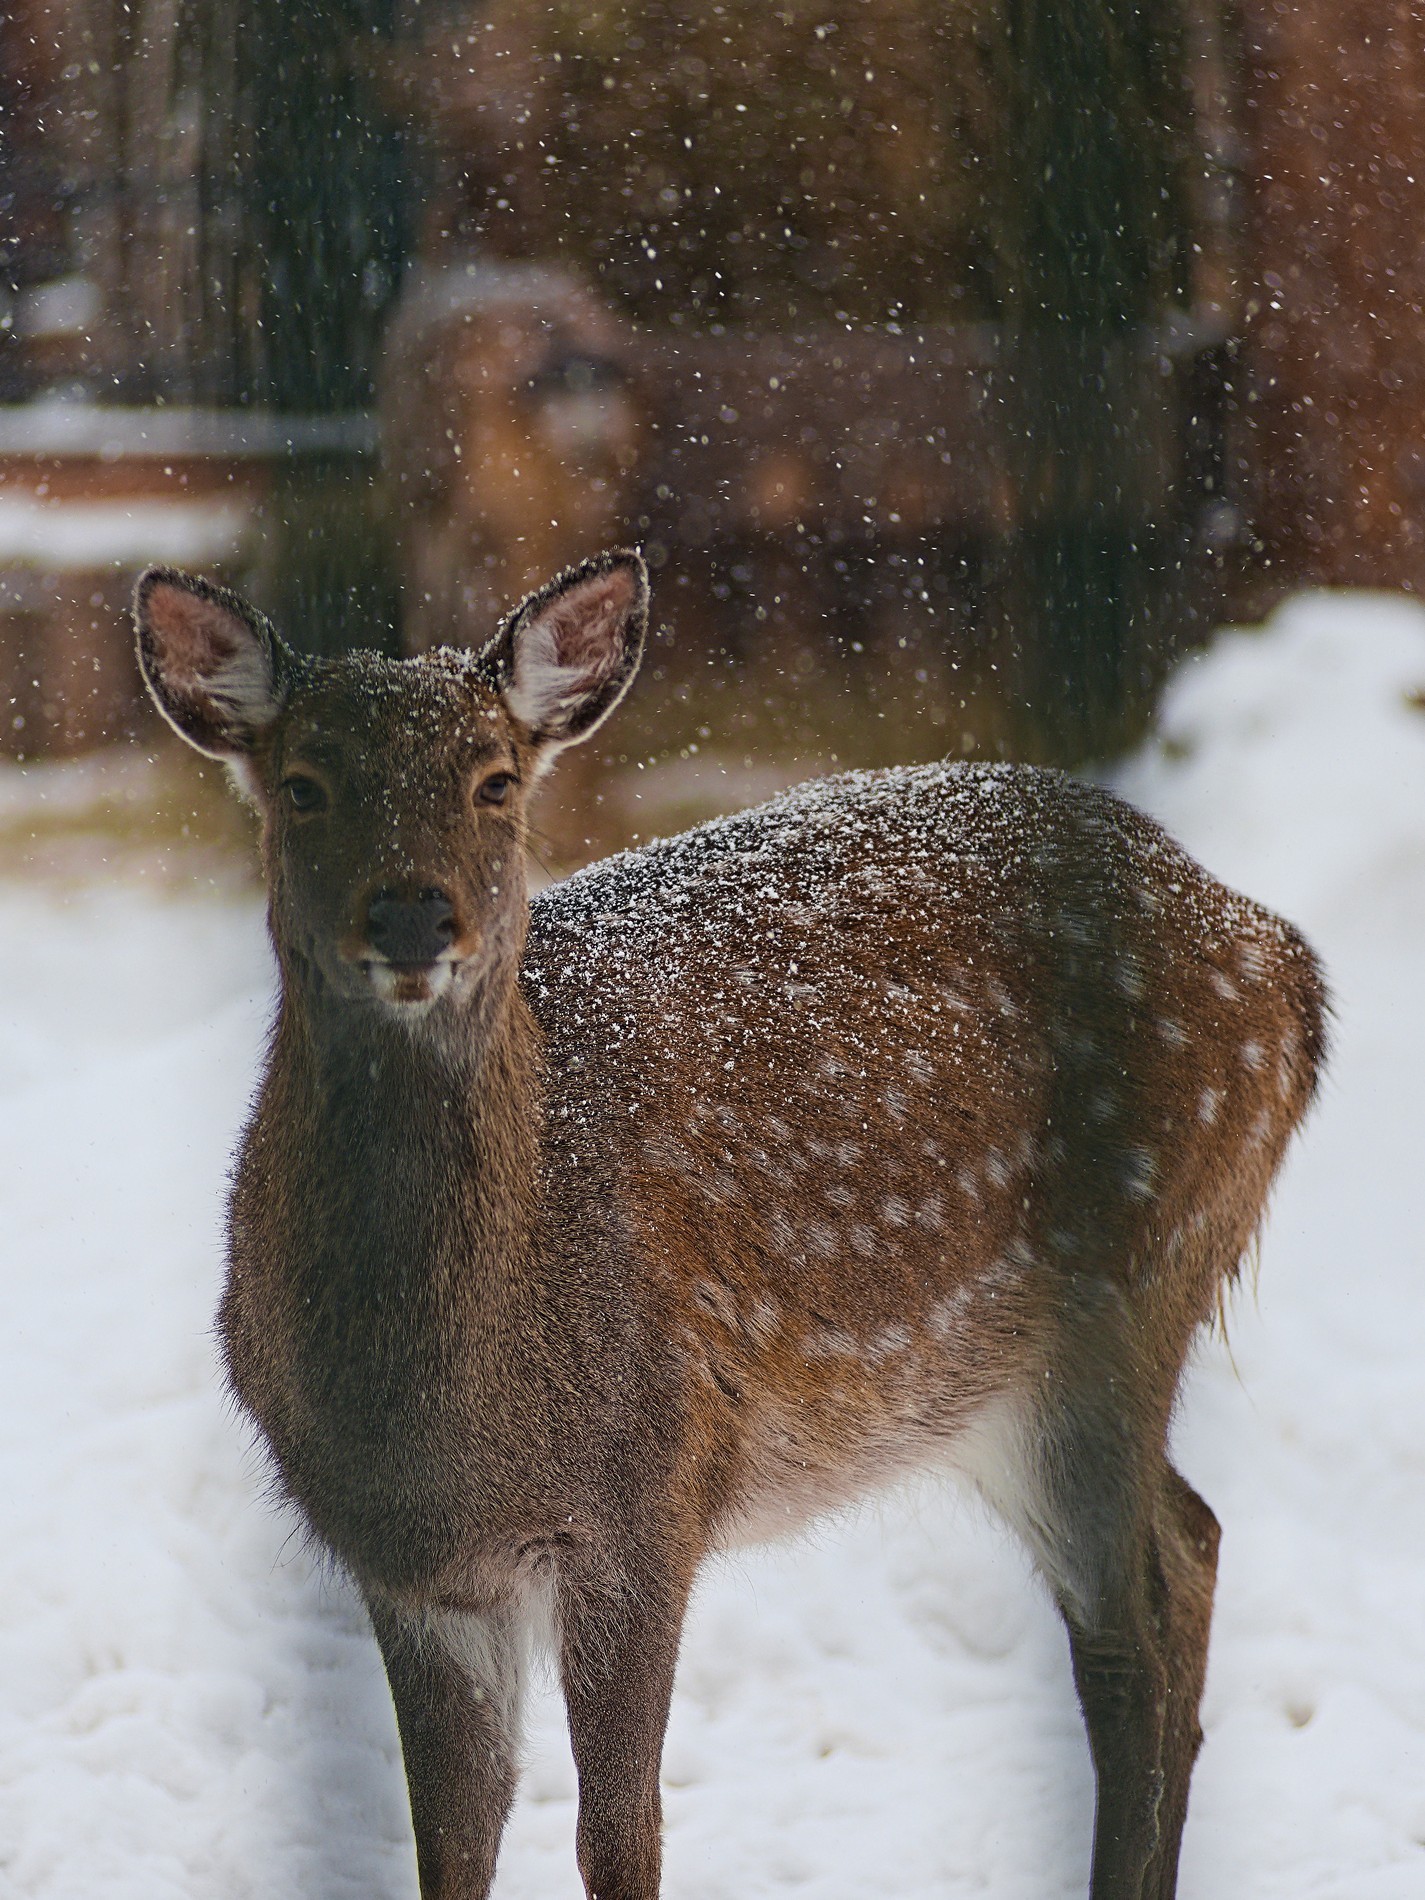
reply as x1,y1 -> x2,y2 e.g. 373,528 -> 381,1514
2,591 -> 1424,1898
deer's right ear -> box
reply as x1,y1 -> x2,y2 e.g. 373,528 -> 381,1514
487,549 -> 648,763
134,568 -> 289,758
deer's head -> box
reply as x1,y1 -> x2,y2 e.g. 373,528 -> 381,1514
135,551 -> 647,1017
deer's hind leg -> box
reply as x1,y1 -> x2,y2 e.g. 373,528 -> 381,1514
1143,1465 -> 1219,1900
1053,1457 -> 1217,1900
977,1279 -> 1212,1900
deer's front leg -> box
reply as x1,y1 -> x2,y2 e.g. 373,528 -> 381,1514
559,1561 -> 692,1900
368,1595 -> 526,1900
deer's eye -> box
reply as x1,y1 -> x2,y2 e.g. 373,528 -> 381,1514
281,774 -> 328,814
476,772 -> 516,807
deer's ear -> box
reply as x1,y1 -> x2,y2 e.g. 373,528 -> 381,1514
134,568 -> 289,758
489,549 -> 647,757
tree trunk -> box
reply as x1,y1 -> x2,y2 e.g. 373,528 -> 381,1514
991,0 -> 1203,762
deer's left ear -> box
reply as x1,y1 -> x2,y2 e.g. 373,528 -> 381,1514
134,567 -> 291,758
488,549 -> 647,758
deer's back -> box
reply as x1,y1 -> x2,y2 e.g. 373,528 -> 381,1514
523,763 -> 1325,1539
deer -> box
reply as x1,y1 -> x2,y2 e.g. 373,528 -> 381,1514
134,548 -> 1326,1900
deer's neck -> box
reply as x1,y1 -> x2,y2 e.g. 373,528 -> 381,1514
265,973 -> 544,1304
230,973 -> 550,1581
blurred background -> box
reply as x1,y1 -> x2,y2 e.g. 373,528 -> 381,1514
4,0 -> 1422,873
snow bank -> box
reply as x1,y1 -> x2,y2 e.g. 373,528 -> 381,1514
2,590 -> 1423,1897
1117,592 -> 1425,1898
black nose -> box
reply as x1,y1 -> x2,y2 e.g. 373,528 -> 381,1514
365,887 -> 457,965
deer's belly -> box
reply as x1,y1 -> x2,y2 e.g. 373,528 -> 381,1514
711,1353 -> 1039,1553
676,1256 -> 1046,1551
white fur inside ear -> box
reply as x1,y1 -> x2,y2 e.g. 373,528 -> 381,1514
196,634 -> 278,729
504,573 -> 631,739
505,614 -> 604,732
139,580 -> 282,752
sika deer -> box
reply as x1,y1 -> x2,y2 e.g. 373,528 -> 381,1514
135,550 -> 1325,1900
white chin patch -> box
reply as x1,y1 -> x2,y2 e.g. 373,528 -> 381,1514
365,959 -> 456,1010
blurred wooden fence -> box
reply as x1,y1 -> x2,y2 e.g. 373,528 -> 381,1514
378,0 -> 1242,761
4,0 -> 1425,763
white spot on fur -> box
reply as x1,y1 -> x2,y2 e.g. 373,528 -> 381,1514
766,1207 -> 795,1250
1237,940 -> 1268,982
927,1286 -> 973,1339
1115,956 -> 1146,1001
749,1297 -> 782,1342
867,1321 -> 911,1361
1124,1146 -> 1158,1200
804,1323 -> 857,1359
915,1192 -> 947,1233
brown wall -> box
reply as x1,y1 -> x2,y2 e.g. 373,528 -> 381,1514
1243,0 -> 1425,590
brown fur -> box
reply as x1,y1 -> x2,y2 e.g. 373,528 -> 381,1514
135,550 -> 1326,1900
